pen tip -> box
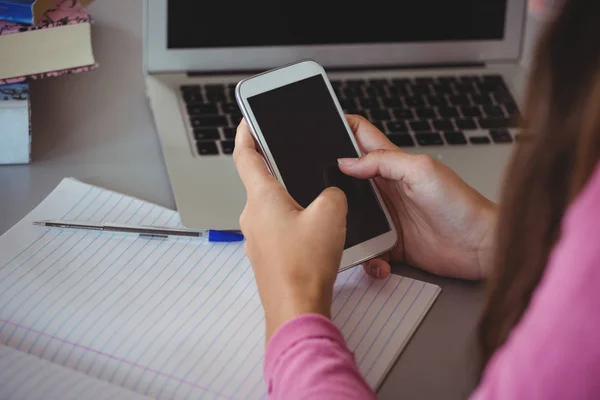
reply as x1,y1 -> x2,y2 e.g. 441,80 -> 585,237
31,221 -> 43,226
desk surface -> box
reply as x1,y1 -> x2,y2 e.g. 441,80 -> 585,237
0,1 -> 486,398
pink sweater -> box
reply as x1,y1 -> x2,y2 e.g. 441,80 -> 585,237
264,166 -> 600,399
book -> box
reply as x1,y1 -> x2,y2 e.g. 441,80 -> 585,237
0,178 -> 441,399
0,0 -> 96,84
0,0 -> 55,25
0,82 -> 30,164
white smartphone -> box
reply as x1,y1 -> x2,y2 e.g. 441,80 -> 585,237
235,59 -> 398,271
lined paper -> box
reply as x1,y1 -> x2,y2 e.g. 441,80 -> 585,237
0,345 -> 146,400
0,178 -> 440,399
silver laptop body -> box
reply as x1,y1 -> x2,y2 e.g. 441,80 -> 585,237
143,0 -> 527,230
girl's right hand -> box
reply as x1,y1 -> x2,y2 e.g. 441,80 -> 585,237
339,115 -> 497,281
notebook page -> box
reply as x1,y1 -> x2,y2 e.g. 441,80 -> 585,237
0,178 -> 440,399
0,345 -> 147,399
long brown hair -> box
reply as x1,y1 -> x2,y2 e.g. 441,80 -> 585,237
478,0 -> 600,371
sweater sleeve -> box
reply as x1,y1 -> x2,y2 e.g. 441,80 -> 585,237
472,165 -> 600,400
264,313 -> 376,400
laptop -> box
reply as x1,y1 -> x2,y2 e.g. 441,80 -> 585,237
143,0 -> 527,230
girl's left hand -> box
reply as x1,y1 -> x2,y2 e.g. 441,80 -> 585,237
233,120 -> 349,342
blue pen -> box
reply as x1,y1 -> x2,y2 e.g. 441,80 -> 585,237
31,220 -> 244,242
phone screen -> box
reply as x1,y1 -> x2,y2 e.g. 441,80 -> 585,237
247,74 -> 391,249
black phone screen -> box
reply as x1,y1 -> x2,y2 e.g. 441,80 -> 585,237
247,74 -> 391,249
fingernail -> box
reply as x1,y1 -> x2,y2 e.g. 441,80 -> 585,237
376,267 -> 381,278
371,265 -> 380,278
338,158 -> 358,166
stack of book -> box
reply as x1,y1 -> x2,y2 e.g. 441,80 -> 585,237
0,0 -> 96,164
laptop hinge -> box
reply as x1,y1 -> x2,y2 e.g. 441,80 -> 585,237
186,61 -> 485,77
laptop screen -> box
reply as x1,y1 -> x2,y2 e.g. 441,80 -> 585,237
168,1 -> 507,50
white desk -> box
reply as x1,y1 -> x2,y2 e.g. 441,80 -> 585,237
0,1 -> 490,397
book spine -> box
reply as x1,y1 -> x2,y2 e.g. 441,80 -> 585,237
0,2 -> 34,25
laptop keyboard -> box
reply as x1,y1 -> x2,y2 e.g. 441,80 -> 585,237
180,74 -> 520,156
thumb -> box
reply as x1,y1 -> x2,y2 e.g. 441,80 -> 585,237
338,149 -> 412,181
306,186 -> 348,225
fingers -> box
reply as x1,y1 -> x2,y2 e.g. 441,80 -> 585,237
363,258 -> 391,279
306,186 -> 348,224
338,148 -> 416,181
233,120 -> 277,197
345,114 -> 399,153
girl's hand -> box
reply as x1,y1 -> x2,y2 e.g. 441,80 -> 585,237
233,120 -> 348,342
339,115 -> 497,281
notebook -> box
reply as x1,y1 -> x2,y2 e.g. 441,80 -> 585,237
0,178 -> 441,399
0,0 -> 96,84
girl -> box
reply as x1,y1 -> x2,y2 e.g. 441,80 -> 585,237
232,0 -> 600,397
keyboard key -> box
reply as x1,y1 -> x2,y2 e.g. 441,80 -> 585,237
444,131 -> 467,145
437,107 -> 460,118
431,84 -> 454,95
345,79 -> 365,86
205,91 -> 227,102
229,112 -> 243,125
471,94 -> 494,105
181,84 -> 201,91
386,121 -> 408,132
204,83 -> 226,92
183,92 -> 204,104
482,75 -> 504,84
369,109 -> 391,121
432,119 -> 454,131
388,85 -> 409,96
392,78 -> 412,85
460,75 -> 481,84
360,98 -> 380,109
193,128 -> 220,141
369,78 -> 389,86
460,106 -> 482,118
365,86 -> 386,97
477,117 -> 516,129
196,140 -> 219,155
382,97 -> 402,107
454,118 -> 477,130
220,140 -> 235,154
388,133 -> 415,147
478,80 -> 509,94
392,108 -> 414,119
372,121 -> 386,131
222,127 -> 236,139
339,98 -> 357,109
492,90 -> 515,104
409,83 -> 432,95
426,95 -> 448,107
410,120 -> 431,132
344,87 -> 363,97
404,96 -> 426,107
415,108 -> 437,119
220,102 -> 240,113
490,129 -> 513,143
344,108 -> 368,118
449,95 -> 471,106
454,83 -> 478,93
437,76 -> 459,85
187,103 -> 218,115
470,136 -> 491,144
482,105 -> 505,118
415,77 -> 435,85
416,132 -> 444,146
191,115 -> 228,128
